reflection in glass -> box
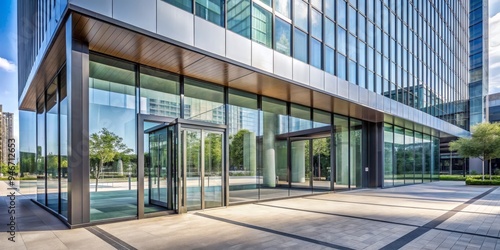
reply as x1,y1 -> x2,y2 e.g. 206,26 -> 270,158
311,9 -> 322,40
37,97 -> 46,205
394,126 -> 405,186
140,67 -> 180,117
350,119 -> 362,188
60,70 -> 68,218
383,123 -> 393,187
325,19 -> 335,48
414,132 -> 423,184
164,0 -> 193,12
294,0 -> 308,32
89,55 -> 137,221
325,46 -> 335,75
185,130 -> 202,210
227,0 -> 251,38
195,0 -> 224,26
290,104 -> 311,132
310,38 -> 322,69
204,131 -> 223,208
334,115 -> 348,190
184,78 -> 225,124
19,111 -> 37,197
252,4 -> 273,48
275,0 -> 290,18
228,90 -> 259,203
275,17 -> 291,55
261,97 -> 288,199
404,129 -> 414,184
325,0 -> 334,19
337,0 -> 346,27
291,140 -> 311,196
313,109 -> 330,128
337,26 -> 347,54
46,79 -> 59,212
337,53 -> 347,80
313,138 -> 331,192
294,28 -> 308,63
423,134 -> 432,182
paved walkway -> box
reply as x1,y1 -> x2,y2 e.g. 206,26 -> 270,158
1,181 -> 499,249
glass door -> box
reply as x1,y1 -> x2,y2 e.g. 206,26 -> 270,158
203,131 -> 223,209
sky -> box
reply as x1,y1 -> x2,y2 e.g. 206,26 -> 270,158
0,0 -> 500,141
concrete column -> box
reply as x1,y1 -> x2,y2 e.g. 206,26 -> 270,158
243,132 -> 256,175
292,141 -> 306,183
263,112 -> 276,187
66,14 -> 90,225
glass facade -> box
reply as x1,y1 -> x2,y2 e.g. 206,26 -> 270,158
469,0 -> 486,128
382,123 -> 439,187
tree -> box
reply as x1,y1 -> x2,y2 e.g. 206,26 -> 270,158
89,128 -> 133,192
449,122 -> 500,180
229,129 -> 250,169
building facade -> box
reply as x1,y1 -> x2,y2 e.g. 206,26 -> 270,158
18,0 -> 470,227
0,105 -> 15,165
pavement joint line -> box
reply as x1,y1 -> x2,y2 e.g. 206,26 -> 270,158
194,212 -> 354,250
86,226 -> 138,250
379,187 -> 498,250
305,197 -> 500,217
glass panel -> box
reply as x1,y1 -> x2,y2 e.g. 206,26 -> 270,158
275,17 -> 291,55
423,134 -> 431,182
414,132 -> 423,184
325,0 -> 334,19
260,97 -> 289,199
195,0 -> 224,26
311,9 -> 322,40
337,0 -> 346,27
60,70 -> 68,218
204,131 -> 223,208
228,90 -> 259,203
89,55 -> 137,221
310,38 -> 322,68
252,4 -> 273,48
275,0 -> 291,18
37,97 -> 45,205
325,46 -> 335,75
184,78 -> 225,124
291,140 -> 311,195
313,138 -> 331,192
337,26 -> 347,54
383,123 -> 393,187
313,109 -> 330,128
350,118 -> 362,189
337,53 -> 347,80
311,0 -> 322,10
140,67 -> 180,117
148,129 -> 168,208
257,0 -> 271,6
46,79 -> 58,212
325,19 -> 335,48
334,115 -> 348,191
19,111 -> 37,199
290,104 -> 311,132
164,0 -> 193,12
294,28 -> 308,62
348,6 -> 356,35
227,0 -> 251,39
185,129 -> 202,210
394,126 -> 405,186
404,129 -> 414,184
432,137 -> 439,181
294,0 -> 308,32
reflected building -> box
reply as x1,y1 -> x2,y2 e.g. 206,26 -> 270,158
18,0 -> 471,227
0,105 -> 15,165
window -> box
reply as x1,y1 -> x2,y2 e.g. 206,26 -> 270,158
337,53 -> 347,80
325,0 -> 334,19
294,0 -> 308,32
325,46 -> 335,74
275,17 -> 292,55
252,4 -> 273,48
164,0 -> 193,12
195,0 -> 225,27
337,26 -> 347,54
227,0 -> 251,38
325,19 -> 335,48
311,9 -> 322,40
310,38 -> 322,68
275,0 -> 291,18
294,28 -> 308,62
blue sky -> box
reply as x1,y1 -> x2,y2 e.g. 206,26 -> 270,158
0,0 -> 500,140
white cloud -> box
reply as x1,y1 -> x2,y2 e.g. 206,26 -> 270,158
0,57 -> 16,72
489,12 -> 500,94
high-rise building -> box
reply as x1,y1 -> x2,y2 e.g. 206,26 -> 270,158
0,105 -> 15,165
18,0 -> 472,227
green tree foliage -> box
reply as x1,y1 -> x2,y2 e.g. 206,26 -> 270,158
449,122 -> 500,180
89,128 -> 133,192
229,129 -> 250,169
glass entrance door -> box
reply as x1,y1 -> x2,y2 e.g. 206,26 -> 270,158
146,125 -> 176,213
183,128 -> 224,211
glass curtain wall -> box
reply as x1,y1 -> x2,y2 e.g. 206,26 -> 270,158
394,126 -> 405,186
139,66 -> 180,117
260,97 -> 289,199
414,132 -> 423,184
423,134 -> 432,182
289,104 -> 312,196
227,0 -> 251,38
334,115 -> 349,190
228,89 -> 259,203
195,0 -> 225,27
60,70 -> 68,218
19,110 -> 37,196
350,119 -> 362,188
36,96 -> 46,205
89,55 -> 137,221
184,78 -> 225,124
46,78 -> 58,212
404,129 -> 414,184
383,123 -> 394,186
